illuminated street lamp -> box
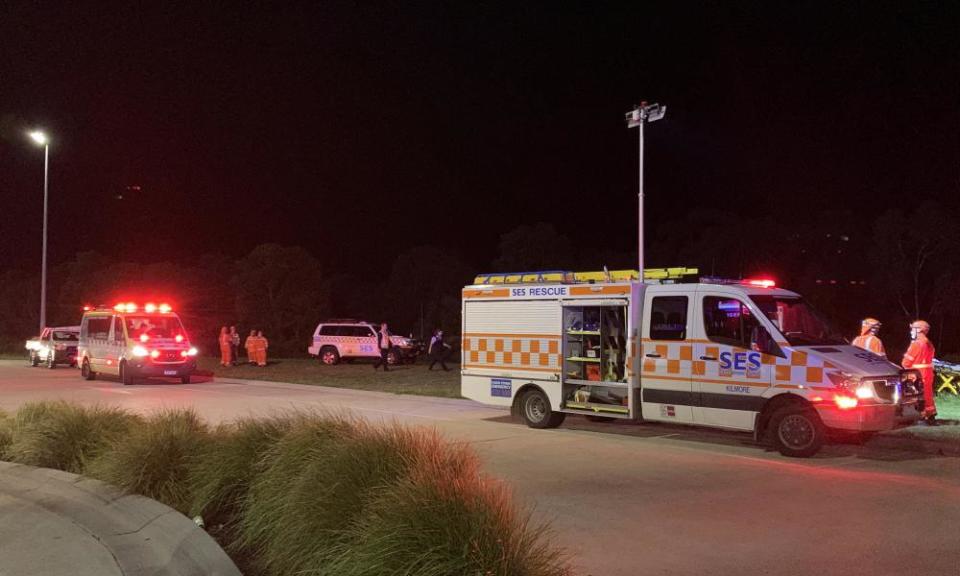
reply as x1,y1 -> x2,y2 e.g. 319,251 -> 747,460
625,102 -> 666,276
27,130 -> 50,331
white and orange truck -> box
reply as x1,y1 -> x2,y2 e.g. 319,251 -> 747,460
460,268 -> 923,457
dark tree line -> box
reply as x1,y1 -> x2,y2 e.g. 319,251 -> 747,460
2,203 -> 958,359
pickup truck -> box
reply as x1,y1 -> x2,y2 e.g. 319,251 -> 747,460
25,326 -> 81,368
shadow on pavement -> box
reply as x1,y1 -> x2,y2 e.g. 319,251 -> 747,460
484,414 -> 953,462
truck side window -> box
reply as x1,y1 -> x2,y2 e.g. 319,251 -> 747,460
703,297 -> 761,350
649,296 -> 687,340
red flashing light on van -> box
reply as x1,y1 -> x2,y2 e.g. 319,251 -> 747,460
745,278 -> 776,288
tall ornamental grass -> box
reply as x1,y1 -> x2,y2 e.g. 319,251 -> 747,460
0,403 -> 570,576
2,401 -> 140,474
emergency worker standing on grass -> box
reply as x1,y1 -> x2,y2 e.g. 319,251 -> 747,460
255,330 -> 269,367
902,320 -> 937,424
218,326 -> 232,367
428,328 -> 451,371
244,330 -> 257,365
230,326 -> 240,366
852,318 -> 885,357
373,322 -> 392,371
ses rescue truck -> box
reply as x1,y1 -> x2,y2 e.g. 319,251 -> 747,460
77,302 -> 198,385
461,268 -> 923,457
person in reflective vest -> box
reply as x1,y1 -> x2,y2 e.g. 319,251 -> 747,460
244,329 -> 257,365
218,326 -> 232,367
902,320 -> 936,423
851,318 -> 885,358
255,330 -> 269,367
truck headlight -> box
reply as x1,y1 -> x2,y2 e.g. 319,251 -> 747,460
854,384 -> 875,399
132,345 -> 149,357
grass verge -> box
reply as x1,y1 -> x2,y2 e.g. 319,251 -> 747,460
199,356 -> 462,398
0,403 -> 567,576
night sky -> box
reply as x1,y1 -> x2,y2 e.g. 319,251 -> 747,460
2,2 -> 958,278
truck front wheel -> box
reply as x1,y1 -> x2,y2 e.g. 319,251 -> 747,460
520,389 -> 566,429
81,359 -> 96,381
770,404 -> 825,458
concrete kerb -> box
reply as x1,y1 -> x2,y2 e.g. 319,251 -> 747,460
0,461 -> 240,576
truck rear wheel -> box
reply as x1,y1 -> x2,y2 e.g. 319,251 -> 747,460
520,389 -> 566,429
770,404 -> 824,458
320,347 -> 340,365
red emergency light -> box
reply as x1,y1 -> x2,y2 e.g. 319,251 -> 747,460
111,302 -> 173,314
833,394 -> 858,410
744,278 -> 776,288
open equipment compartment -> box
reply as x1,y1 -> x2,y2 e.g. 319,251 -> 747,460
561,299 -> 630,416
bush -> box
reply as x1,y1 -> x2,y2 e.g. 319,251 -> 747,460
0,410 -> 11,459
324,436 -> 569,576
237,414 -> 392,575
0,404 -> 571,576
189,414 -> 300,527
3,401 -> 139,474
87,408 -> 208,514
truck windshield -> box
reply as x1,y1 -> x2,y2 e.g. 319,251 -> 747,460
52,331 -> 78,341
125,315 -> 185,339
749,296 -> 846,346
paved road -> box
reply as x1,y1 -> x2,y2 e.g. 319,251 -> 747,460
1,360 -> 958,576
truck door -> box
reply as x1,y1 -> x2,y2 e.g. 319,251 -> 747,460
109,316 -> 125,375
693,293 -> 778,430
639,293 -> 695,424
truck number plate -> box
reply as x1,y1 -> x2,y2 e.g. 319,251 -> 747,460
164,370 -> 177,376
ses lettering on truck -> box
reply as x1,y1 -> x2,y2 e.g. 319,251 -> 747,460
490,378 -> 512,397
511,286 -> 568,297
718,351 -> 762,378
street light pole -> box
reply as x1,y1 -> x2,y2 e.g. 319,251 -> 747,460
29,130 -> 50,331
625,102 -> 665,278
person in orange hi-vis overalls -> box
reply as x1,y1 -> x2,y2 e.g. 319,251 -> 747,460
851,318 -> 886,358
244,329 -> 257,365
902,320 -> 937,424
255,330 -> 269,367
218,326 -> 232,367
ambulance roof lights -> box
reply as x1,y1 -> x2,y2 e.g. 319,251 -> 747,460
744,278 -> 776,288
110,302 -> 172,314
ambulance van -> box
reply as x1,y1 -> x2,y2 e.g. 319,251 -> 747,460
77,302 -> 198,385
461,269 -> 923,457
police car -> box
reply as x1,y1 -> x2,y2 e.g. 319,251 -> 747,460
308,319 -> 419,365
77,302 -> 198,385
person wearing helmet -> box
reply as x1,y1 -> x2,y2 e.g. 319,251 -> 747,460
902,320 -> 937,423
851,318 -> 885,358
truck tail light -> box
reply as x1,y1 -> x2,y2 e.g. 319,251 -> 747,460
834,395 -> 858,410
